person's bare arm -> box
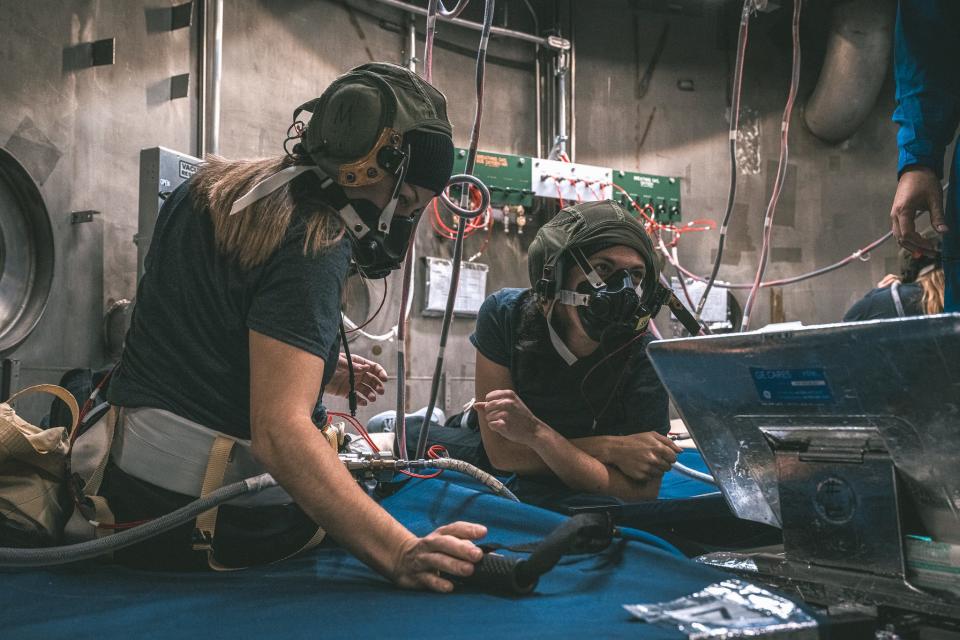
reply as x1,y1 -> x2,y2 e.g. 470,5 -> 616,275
474,353 -> 675,501
249,330 -> 486,592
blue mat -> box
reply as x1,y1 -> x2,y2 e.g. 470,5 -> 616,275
0,469 -> 736,639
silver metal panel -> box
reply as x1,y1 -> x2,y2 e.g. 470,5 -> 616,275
137,147 -> 201,281
647,315 -> 960,543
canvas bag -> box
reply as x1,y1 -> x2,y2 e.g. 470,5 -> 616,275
0,384 -> 79,547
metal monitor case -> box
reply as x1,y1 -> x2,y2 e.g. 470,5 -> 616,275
136,147 -> 201,280
646,314 -> 960,618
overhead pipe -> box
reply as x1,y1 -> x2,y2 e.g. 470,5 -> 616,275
520,0 -> 542,157
371,0 -> 563,50
802,0 -> 896,144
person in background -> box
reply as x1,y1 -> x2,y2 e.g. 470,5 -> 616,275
889,0 -> 959,312
844,234 -> 945,321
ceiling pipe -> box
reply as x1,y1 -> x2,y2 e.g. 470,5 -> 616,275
370,0 -> 565,50
802,0 -> 896,144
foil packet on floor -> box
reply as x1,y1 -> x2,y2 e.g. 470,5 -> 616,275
623,578 -> 818,639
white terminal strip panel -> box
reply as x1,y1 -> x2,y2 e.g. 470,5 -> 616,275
531,159 -> 613,203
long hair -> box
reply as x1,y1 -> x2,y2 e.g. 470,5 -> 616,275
918,267 -> 945,315
514,290 -> 552,381
191,155 -> 344,270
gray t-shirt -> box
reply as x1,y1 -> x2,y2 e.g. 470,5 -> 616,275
108,181 -> 350,438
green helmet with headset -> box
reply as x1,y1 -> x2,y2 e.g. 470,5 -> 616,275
231,62 -> 455,278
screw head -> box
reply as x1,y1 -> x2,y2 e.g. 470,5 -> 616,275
346,172 -> 356,183
367,167 -> 378,178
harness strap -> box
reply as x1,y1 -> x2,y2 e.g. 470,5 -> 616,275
193,435 -> 326,571
890,281 -> 907,318
193,436 -> 237,571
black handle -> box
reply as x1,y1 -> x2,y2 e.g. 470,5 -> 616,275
458,552 -> 537,595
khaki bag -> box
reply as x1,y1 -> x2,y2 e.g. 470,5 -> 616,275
0,384 -> 79,547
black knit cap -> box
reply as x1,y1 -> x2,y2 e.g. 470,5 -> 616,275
403,129 -> 454,196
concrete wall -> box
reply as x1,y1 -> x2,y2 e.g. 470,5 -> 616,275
574,0 -> 902,328
0,0 -> 914,422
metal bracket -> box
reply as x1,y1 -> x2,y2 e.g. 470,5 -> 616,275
761,426 -> 909,581
71,210 -> 100,225
91,39 -> 115,66
171,2 -> 194,30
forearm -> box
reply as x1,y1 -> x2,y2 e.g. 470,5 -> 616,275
485,429 -> 658,499
253,417 -> 413,579
483,429 -> 612,475
531,427 -> 658,501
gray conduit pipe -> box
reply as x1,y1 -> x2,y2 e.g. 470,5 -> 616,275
803,0 -> 896,144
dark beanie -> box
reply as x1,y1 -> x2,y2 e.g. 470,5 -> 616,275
403,129 -> 455,195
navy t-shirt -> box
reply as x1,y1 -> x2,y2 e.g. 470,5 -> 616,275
108,182 -> 351,438
470,288 -> 669,438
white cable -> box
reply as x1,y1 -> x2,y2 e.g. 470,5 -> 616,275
342,243 -> 417,342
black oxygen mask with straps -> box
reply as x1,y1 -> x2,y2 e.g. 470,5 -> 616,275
573,269 -> 644,342
336,147 -> 419,279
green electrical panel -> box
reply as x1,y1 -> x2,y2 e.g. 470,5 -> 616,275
612,170 -> 682,223
452,148 -> 534,207
452,147 -> 681,223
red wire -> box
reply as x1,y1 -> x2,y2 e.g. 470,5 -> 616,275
398,469 -> 444,479
555,180 -> 565,208
72,365 -> 118,445
397,444 -> 448,479
328,411 -> 380,452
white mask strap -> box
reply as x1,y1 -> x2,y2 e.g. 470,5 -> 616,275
546,301 -> 579,366
229,165 -> 327,216
557,289 -> 592,308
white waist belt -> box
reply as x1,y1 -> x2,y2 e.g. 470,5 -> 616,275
112,407 -> 293,508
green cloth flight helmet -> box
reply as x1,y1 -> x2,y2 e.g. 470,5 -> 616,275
295,62 -> 453,189
529,200 -> 659,303
230,63 -> 455,279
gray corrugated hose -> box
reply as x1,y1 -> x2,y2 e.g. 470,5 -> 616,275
0,474 -> 277,567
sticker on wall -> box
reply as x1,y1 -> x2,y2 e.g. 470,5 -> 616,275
750,367 -> 834,405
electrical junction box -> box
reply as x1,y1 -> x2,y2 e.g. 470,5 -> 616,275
613,170 -> 682,223
422,257 -> 488,317
452,149 -> 534,207
530,158 -> 612,202
453,148 -> 681,222
137,146 -> 201,280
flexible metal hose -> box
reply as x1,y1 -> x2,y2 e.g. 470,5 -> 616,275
0,458 -> 516,567
0,474 -> 277,567
425,458 -> 519,502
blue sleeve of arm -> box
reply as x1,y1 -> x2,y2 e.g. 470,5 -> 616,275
893,0 -> 960,178
469,293 -> 512,367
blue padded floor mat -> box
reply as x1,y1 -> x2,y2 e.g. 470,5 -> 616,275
0,464 -> 740,640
